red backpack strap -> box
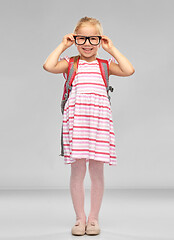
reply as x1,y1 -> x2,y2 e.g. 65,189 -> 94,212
61,57 -> 79,105
96,58 -> 109,89
97,58 -> 114,104
67,58 -> 75,85
68,57 -> 80,86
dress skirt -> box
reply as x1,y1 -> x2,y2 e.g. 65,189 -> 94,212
62,91 -> 117,166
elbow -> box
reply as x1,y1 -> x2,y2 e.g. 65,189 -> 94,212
130,68 -> 135,75
43,64 -> 47,71
122,66 -> 135,76
128,68 -> 135,76
43,64 -> 50,72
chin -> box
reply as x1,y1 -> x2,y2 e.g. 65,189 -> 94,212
81,52 -> 97,59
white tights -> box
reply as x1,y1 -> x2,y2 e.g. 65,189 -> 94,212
70,159 -> 104,224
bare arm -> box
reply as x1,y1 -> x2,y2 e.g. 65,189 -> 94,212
101,35 -> 135,76
43,33 -> 75,74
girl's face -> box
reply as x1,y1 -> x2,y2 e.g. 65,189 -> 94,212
74,24 -> 101,62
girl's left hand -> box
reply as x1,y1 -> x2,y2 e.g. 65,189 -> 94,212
101,35 -> 114,53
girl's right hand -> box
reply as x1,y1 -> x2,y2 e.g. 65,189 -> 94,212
62,33 -> 75,49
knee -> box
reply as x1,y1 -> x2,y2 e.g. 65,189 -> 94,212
71,159 -> 87,180
89,160 -> 104,182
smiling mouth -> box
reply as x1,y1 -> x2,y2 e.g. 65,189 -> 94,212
82,47 -> 93,51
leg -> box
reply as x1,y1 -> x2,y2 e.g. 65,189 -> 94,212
88,159 -> 104,223
70,159 -> 87,224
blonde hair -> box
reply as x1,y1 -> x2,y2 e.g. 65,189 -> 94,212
74,16 -> 103,35
72,17 -> 103,71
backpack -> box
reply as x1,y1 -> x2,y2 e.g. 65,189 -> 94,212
59,56 -> 114,156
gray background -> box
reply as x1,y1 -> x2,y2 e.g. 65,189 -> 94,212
0,0 -> 173,189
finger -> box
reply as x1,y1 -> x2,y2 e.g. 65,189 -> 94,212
67,34 -> 73,39
67,35 -> 75,42
101,35 -> 109,40
65,33 -> 74,41
69,33 -> 75,41
101,38 -> 108,44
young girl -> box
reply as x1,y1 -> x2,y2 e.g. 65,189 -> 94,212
43,16 -> 135,236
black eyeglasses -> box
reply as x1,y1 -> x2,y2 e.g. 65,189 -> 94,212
74,35 -> 102,46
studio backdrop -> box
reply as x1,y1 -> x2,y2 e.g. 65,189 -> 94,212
0,0 -> 173,189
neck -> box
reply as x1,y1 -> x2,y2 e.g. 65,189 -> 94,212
80,55 -> 97,62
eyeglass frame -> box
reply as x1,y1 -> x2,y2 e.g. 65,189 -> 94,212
73,35 -> 102,46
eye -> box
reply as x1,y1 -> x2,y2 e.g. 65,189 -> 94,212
79,37 -> 85,40
91,37 -> 97,41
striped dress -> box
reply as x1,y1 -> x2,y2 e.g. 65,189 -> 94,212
62,56 -> 117,166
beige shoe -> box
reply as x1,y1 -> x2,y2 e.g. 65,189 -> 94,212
71,220 -> 86,236
85,221 -> 100,235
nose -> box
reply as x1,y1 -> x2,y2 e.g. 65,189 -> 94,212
84,37 -> 91,45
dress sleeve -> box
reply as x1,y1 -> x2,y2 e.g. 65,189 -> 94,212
60,55 -> 70,63
108,57 -> 117,65
59,55 -> 70,80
